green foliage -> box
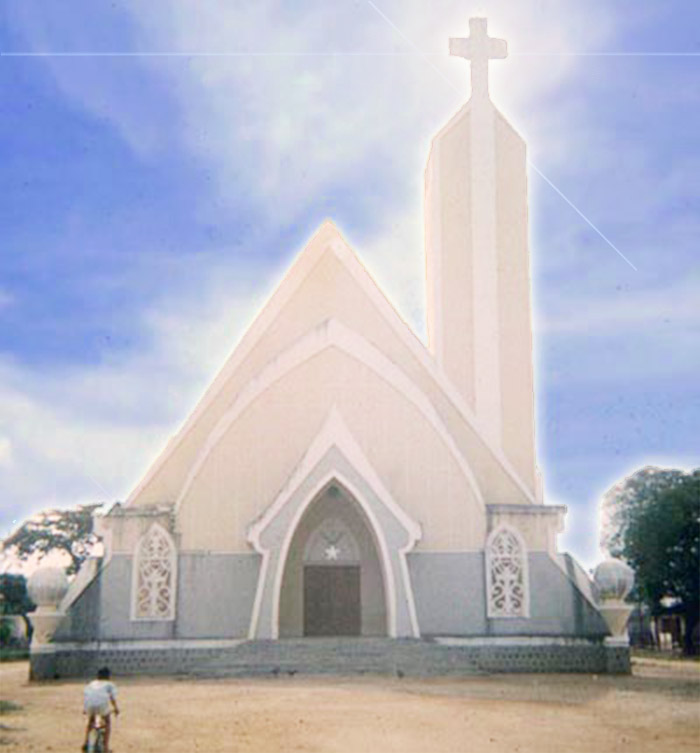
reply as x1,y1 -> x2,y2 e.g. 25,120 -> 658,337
0,619 -> 11,647
2,504 -> 102,576
0,574 -> 34,616
0,574 -> 35,647
602,466 -> 700,654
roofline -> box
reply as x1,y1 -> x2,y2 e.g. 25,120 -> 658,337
126,220 -> 536,507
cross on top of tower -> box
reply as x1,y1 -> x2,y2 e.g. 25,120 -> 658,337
449,18 -> 507,101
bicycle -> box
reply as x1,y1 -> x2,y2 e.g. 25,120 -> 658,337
85,714 -> 107,753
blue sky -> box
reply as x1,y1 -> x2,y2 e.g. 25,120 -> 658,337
0,0 -> 698,569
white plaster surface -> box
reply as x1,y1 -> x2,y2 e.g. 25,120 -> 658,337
426,18 -> 536,489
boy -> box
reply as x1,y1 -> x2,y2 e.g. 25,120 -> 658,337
82,666 -> 119,752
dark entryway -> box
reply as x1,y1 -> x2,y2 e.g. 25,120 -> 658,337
303,565 -> 361,636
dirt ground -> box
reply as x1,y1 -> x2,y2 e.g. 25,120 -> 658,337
0,659 -> 698,752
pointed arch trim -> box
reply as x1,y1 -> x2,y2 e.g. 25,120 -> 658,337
174,318 -> 488,518
246,408 -> 421,640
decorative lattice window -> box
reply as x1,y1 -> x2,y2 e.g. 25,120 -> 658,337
131,524 -> 177,621
486,526 -> 529,618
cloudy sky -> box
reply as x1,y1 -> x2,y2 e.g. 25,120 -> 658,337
0,0 -> 698,569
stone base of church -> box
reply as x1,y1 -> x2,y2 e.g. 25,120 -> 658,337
603,643 -> 632,674
434,637 -> 631,675
29,639 -> 245,680
29,636 -> 630,680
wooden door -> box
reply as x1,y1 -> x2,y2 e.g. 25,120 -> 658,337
304,565 -> 361,636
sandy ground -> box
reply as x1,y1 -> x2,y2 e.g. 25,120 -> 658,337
0,659 -> 698,752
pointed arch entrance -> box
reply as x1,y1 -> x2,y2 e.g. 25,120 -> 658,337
246,409 -> 422,640
279,482 -> 387,637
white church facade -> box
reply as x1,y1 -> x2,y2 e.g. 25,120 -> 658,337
31,19 -> 629,677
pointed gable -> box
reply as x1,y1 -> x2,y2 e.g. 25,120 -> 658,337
127,221 -> 423,508
127,220 -> 536,526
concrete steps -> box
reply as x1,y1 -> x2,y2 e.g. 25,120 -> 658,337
36,636 -> 623,678
187,638 -> 483,678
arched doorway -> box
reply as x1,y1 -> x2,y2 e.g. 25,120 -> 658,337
278,482 -> 387,637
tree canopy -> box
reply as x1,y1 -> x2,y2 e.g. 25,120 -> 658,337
0,573 -> 34,616
1,504 -> 102,576
601,466 -> 700,654
0,573 -> 35,645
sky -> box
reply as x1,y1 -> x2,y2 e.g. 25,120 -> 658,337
0,0 -> 698,571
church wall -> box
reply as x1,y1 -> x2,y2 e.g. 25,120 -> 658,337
131,238 -> 534,515
487,506 -> 564,553
425,109 -> 476,411
96,556 -> 176,641
486,554 -> 608,637
408,552 -> 606,638
408,552 -> 487,635
99,510 -> 173,555
53,565 -> 102,642
80,553 -> 260,641
495,113 -> 536,492
176,553 -> 260,638
57,549 -> 605,643
176,348 -> 486,553
132,249 -> 410,509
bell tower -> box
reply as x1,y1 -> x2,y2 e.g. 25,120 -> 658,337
425,18 -> 536,493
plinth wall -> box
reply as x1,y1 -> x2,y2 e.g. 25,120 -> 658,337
30,637 -> 630,679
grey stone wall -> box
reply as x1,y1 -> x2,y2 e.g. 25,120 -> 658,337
58,548 -> 606,643
487,553 -> 608,637
53,566 -> 101,642
176,553 -> 260,638
29,638 -> 630,679
100,553 -> 261,640
98,555 -> 175,641
56,553 -> 260,642
30,645 -> 228,680
408,552 -> 487,634
407,551 -> 608,638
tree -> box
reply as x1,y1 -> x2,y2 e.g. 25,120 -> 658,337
602,466 -> 700,655
1,504 -> 102,576
0,573 -> 35,644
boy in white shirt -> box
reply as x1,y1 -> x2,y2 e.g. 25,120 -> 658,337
82,666 -> 119,752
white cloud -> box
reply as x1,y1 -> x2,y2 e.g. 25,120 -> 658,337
9,1 -> 620,222
538,274 -> 700,337
148,0 -> 618,221
0,262 -> 267,537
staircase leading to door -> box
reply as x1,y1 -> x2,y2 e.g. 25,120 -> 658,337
42,635 -> 616,678
186,637 -> 484,677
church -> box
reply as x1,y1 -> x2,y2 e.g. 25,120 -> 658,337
31,19 -> 628,677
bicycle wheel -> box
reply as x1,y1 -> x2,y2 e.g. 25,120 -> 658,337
86,726 -> 105,753
96,728 -> 106,753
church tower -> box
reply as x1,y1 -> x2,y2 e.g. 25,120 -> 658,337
425,18 -> 536,493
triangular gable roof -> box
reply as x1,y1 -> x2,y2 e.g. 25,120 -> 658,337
126,221 -> 535,507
